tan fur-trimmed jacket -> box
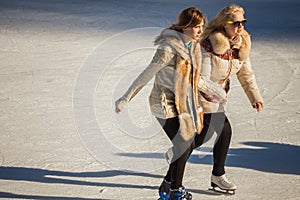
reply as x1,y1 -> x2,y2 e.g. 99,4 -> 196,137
200,30 -> 264,113
115,29 -> 226,140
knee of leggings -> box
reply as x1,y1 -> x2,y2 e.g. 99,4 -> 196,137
222,122 -> 232,139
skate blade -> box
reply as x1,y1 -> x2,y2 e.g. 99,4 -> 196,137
209,187 -> 236,195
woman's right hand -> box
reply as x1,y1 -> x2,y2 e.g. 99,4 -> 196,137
115,107 -> 121,114
115,97 -> 126,114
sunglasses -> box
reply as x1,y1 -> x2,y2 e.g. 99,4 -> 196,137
227,19 -> 247,27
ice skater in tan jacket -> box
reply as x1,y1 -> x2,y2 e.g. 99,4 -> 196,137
192,4 -> 264,193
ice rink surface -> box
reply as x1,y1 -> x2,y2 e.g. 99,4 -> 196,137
0,0 -> 299,199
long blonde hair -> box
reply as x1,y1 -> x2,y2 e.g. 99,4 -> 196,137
200,4 -> 245,41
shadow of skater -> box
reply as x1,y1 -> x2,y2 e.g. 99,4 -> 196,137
0,167 -> 163,199
189,141 -> 300,175
0,167 -> 159,187
0,191 -> 110,200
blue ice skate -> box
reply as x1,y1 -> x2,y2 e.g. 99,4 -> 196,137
158,179 -> 171,200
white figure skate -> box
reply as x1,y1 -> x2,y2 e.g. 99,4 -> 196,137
210,174 -> 237,195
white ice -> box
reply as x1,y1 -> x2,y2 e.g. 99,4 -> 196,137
0,0 -> 299,199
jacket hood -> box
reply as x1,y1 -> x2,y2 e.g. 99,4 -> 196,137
208,30 -> 251,61
154,28 -> 183,46
154,28 -> 192,60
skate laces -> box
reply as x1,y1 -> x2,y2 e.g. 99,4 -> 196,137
173,187 -> 190,199
158,179 -> 171,200
220,174 -> 232,184
179,186 -> 187,194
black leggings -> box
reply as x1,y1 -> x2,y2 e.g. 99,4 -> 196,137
157,116 -> 194,189
157,112 -> 232,189
194,112 -> 232,176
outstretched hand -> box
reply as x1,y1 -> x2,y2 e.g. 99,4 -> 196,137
115,98 -> 124,114
252,102 -> 263,112
115,107 -> 121,114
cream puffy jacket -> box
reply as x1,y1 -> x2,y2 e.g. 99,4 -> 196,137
200,30 -> 264,113
115,29 -> 226,119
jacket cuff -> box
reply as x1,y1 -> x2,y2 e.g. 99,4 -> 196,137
246,89 -> 264,105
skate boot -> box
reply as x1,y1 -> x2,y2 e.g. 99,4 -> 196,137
169,187 -> 192,200
158,179 -> 171,200
211,174 -> 237,194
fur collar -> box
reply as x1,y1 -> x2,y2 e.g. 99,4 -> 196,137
208,30 -> 251,61
154,28 -> 191,60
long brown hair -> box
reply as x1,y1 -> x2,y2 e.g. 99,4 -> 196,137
200,4 -> 245,42
169,6 -> 206,32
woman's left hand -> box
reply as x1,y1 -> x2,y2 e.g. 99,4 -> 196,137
252,102 -> 263,112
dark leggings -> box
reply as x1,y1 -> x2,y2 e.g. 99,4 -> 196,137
157,112 -> 232,189
194,112 -> 232,176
